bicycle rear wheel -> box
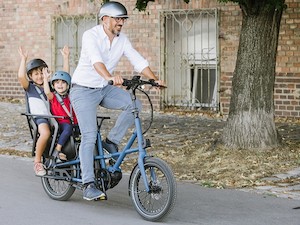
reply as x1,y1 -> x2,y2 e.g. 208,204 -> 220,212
41,166 -> 76,201
129,157 -> 177,221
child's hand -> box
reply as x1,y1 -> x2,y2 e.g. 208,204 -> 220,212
60,45 -> 70,58
42,67 -> 51,82
18,46 -> 28,59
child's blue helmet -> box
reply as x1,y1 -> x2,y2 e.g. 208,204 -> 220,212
51,71 -> 71,86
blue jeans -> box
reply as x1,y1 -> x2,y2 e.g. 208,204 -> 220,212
70,85 -> 141,184
57,123 -> 73,146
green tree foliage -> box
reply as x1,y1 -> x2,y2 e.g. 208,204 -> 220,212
135,0 -> 155,11
134,0 -> 189,11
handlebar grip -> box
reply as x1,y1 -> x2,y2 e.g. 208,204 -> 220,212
108,79 -> 129,86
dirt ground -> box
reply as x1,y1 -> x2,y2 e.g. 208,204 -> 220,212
1,97 -> 300,190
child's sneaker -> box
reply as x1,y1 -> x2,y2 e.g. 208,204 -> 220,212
34,162 -> 46,176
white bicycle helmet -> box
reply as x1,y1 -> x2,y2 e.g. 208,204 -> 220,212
99,1 -> 128,20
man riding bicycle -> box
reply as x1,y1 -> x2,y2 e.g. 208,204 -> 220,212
70,1 -> 164,201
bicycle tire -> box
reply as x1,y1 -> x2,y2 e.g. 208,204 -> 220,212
129,157 -> 177,221
41,166 -> 76,201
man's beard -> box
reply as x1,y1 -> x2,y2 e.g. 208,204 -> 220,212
112,27 -> 121,36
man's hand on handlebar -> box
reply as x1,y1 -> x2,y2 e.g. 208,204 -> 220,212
109,75 -> 123,86
154,80 -> 166,89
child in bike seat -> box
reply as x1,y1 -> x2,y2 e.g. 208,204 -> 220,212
18,46 -> 70,176
43,69 -> 78,163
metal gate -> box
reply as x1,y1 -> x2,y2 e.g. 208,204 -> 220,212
161,9 -> 219,110
52,14 -> 97,74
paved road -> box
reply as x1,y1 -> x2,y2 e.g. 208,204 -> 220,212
1,155 -> 300,225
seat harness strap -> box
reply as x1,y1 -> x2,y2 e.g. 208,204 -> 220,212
34,85 -> 50,112
54,92 -> 74,124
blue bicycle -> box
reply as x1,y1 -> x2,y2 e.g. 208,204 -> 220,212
23,76 -> 177,221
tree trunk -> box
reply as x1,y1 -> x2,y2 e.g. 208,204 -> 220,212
222,1 -> 284,149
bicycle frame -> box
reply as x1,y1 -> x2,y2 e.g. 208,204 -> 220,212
53,87 -> 152,192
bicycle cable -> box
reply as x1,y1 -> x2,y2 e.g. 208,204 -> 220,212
137,87 -> 153,135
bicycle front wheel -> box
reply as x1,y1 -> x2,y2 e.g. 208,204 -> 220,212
129,157 -> 177,221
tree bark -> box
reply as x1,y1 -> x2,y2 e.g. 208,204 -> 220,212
222,1 -> 284,149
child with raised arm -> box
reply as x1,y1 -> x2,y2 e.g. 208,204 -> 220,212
18,46 -> 70,176
43,69 -> 78,163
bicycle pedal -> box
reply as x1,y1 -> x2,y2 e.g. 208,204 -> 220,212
109,159 -> 115,166
94,196 -> 107,201
143,138 -> 151,148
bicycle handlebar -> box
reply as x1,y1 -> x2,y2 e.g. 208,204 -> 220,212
108,76 -> 166,89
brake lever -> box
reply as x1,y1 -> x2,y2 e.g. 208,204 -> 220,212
148,79 -> 167,88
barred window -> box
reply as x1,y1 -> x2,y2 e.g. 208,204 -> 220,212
52,14 -> 97,74
161,9 -> 218,110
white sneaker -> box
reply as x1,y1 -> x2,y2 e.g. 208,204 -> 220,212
34,162 -> 46,176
